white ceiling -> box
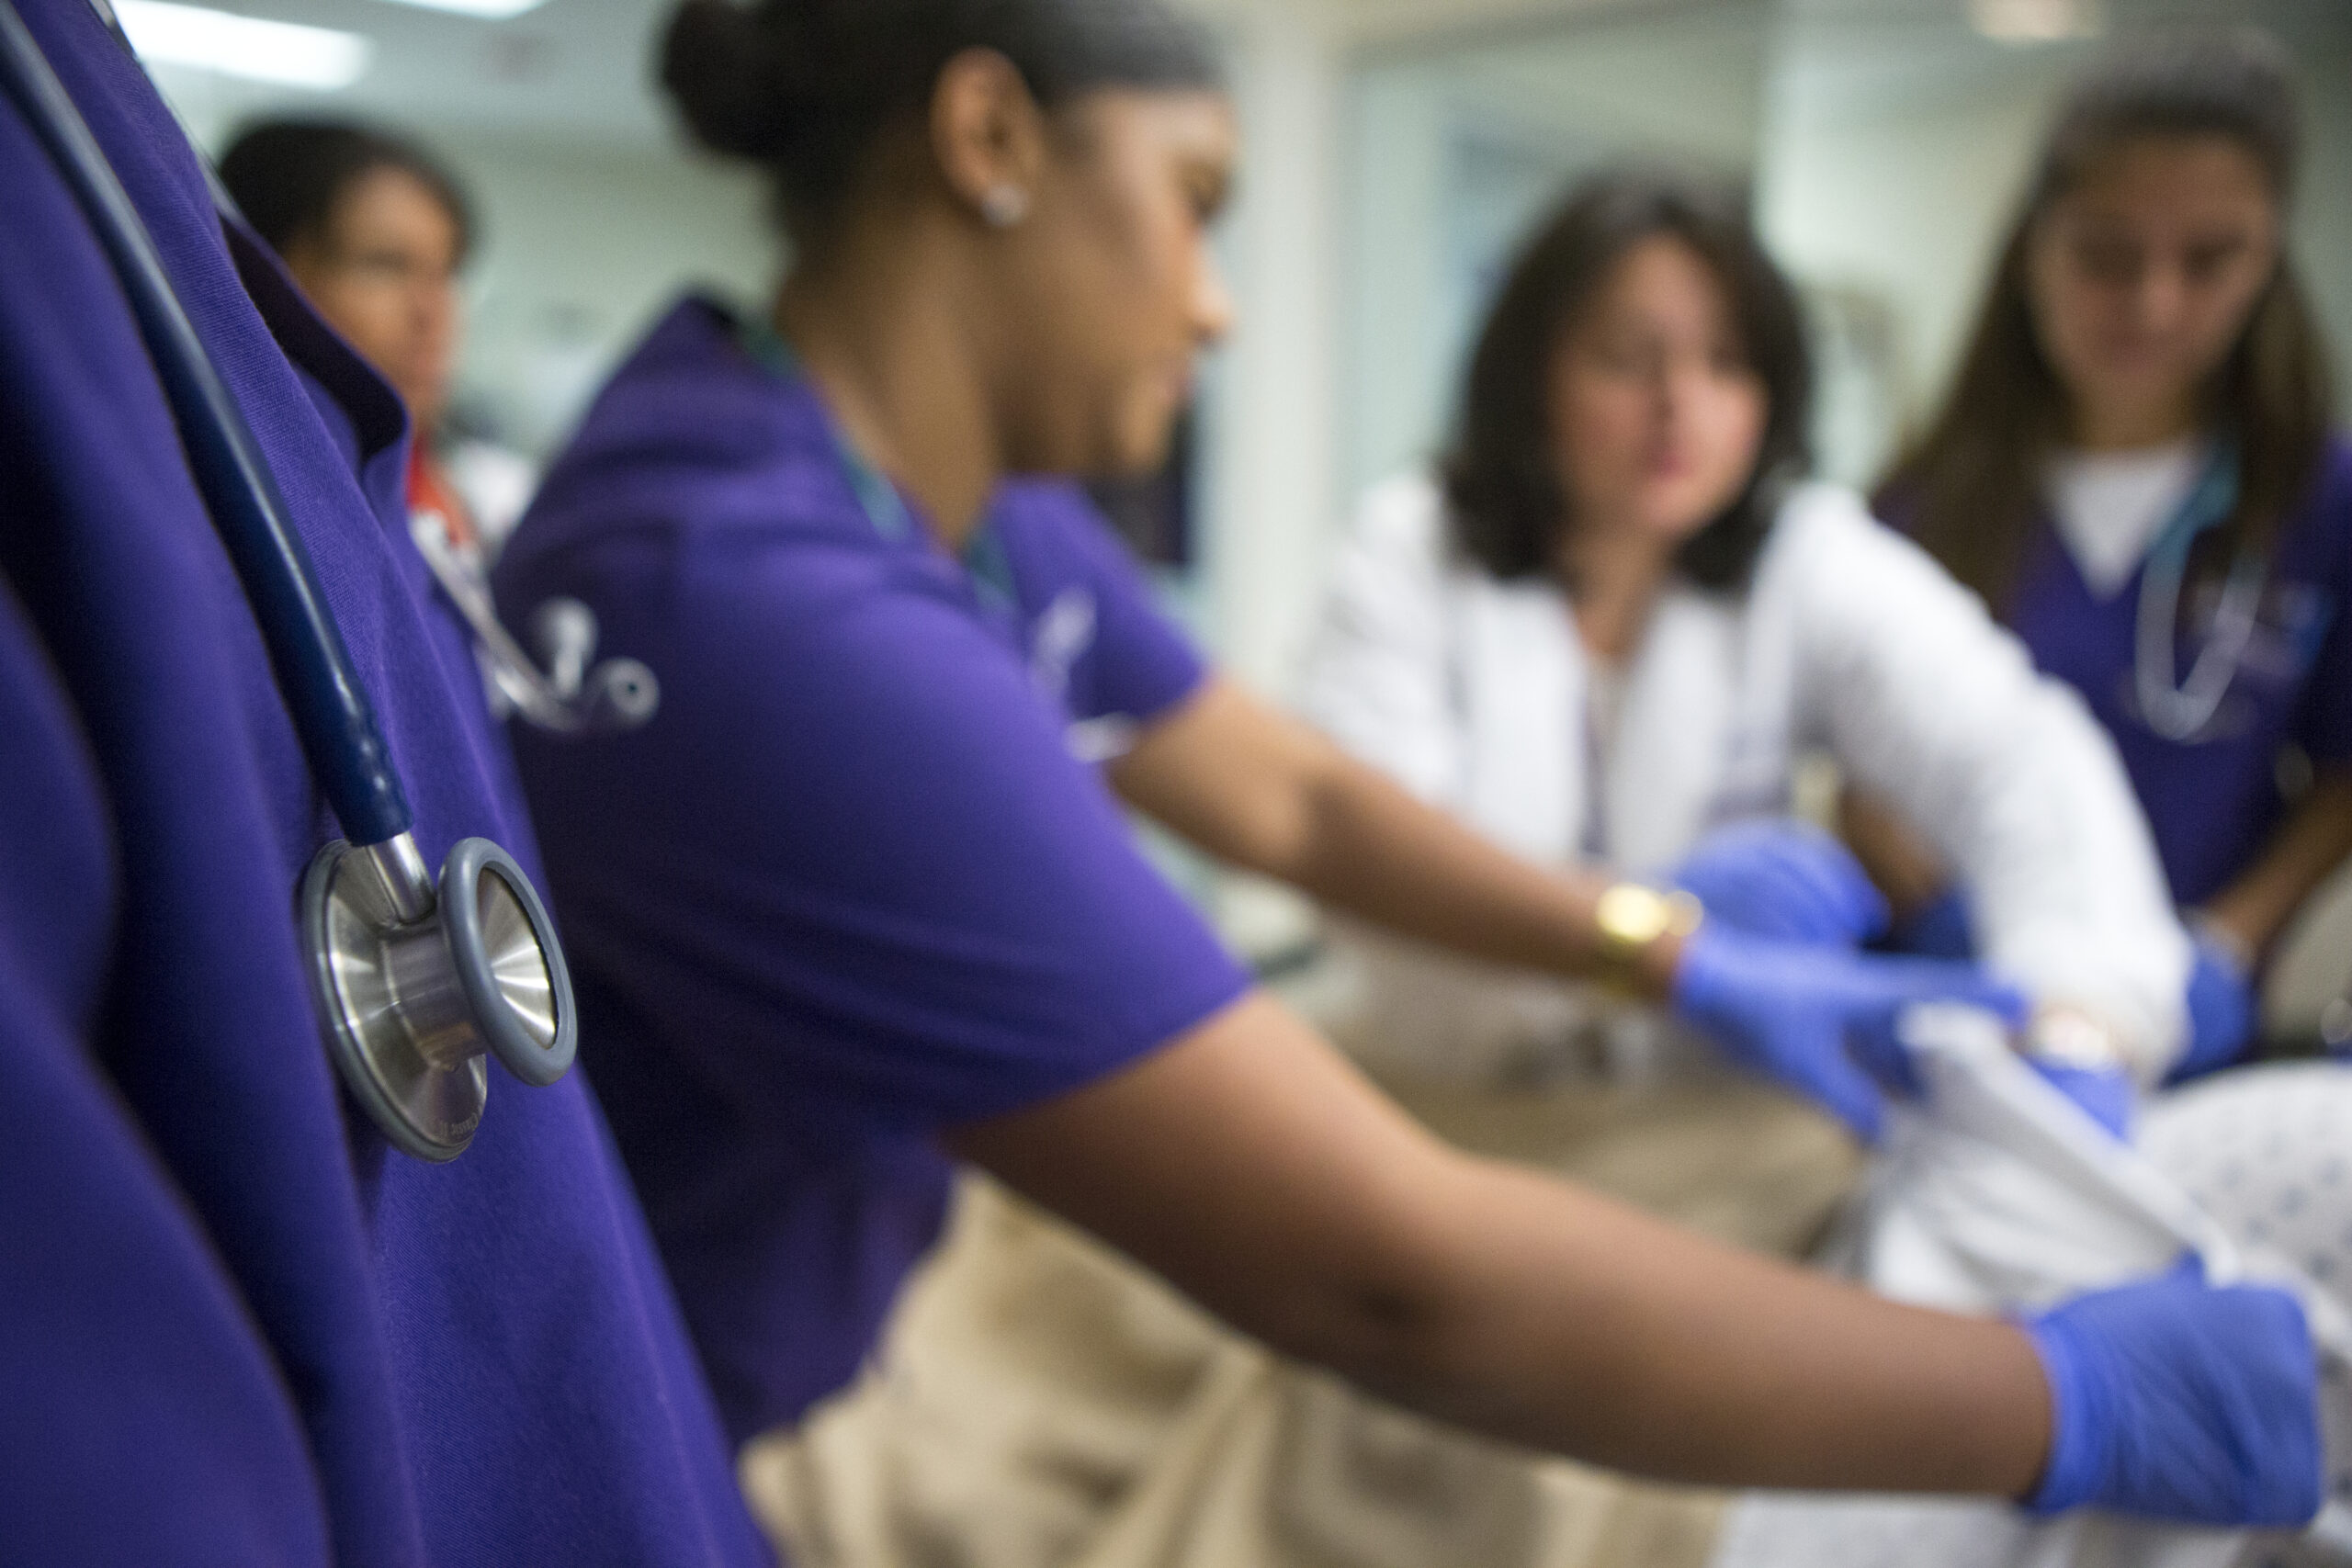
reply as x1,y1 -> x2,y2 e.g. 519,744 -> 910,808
147,0 -> 2352,158
149,0 -> 1688,153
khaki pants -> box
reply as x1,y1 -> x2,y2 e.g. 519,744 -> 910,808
742,1077 -> 1862,1568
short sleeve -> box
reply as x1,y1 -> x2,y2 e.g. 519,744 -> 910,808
997,482 -> 1207,728
532,533 -> 1251,1142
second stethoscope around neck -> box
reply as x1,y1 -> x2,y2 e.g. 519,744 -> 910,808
0,0 -> 617,1162
2132,441 -> 2270,745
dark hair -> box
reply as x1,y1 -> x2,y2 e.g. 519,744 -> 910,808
1881,29 -> 2335,612
1441,168 -> 1811,591
660,0 -> 1223,246
218,118 -> 475,268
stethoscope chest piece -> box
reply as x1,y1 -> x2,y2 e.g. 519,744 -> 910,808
302,835 -> 577,1162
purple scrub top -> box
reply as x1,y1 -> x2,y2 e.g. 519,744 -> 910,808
0,6 -> 771,1562
2002,439 -> 2352,907
494,298 -> 1250,1448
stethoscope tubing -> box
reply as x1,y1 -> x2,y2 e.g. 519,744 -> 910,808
0,0 -> 413,850
2131,446 -> 2266,746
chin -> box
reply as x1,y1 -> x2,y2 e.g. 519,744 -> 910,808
1092,412 -> 1179,479
1634,491 -> 1737,543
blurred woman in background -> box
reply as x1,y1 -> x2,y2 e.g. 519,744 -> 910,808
1876,32 -> 2352,1077
1303,168 -> 2188,1114
220,119 -> 536,567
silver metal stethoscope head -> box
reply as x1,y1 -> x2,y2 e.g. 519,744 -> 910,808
0,0 -> 582,1161
303,834 -> 575,1161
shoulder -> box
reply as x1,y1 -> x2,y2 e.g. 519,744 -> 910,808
498,302 -> 871,593
1354,470 -> 1449,548
1333,471 -> 1458,588
991,479 -> 1131,573
1764,480 -> 1958,585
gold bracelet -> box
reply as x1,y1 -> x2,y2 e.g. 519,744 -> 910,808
1591,883 -> 1704,991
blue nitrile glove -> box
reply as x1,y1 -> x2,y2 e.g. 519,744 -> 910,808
1671,927 -> 2029,1141
1884,886 -> 1976,962
2022,1258 -> 2321,1526
2169,931 -> 2258,1085
1673,819 -> 1890,948
2029,1059 -> 2136,1141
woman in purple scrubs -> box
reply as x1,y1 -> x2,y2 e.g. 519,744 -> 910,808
496,0 -> 2318,1529
1880,33 -> 2352,1076
0,0 -> 768,1560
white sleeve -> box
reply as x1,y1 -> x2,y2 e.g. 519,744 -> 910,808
1295,475 -> 1463,806
1774,487 -> 2190,1077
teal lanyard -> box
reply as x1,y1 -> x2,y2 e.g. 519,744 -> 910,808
736,312 -> 1018,614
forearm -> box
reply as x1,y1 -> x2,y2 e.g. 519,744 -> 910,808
1838,785 -> 1954,921
2202,771 -> 2352,959
1113,679 -> 1664,990
1332,1154 -> 2049,1493
1285,762 -> 1668,988
956,996 -> 2049,1496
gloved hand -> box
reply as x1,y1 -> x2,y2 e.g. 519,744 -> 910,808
1671,927 -> 2027,1141
1672,819 -> 1889,948
2022,1258 -> 2321,1526
2168,929 -> 2258,1084
1884,886 -> 1976,962
2028,1059 -> 2136,1141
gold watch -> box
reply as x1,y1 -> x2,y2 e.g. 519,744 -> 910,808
1591,883 -> 1704,991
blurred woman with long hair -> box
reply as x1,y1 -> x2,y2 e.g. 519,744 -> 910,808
1878,32 -> 2352,1077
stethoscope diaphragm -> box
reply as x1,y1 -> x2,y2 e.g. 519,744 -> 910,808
301,836 -> 576,1162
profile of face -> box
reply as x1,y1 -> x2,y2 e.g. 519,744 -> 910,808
986,87 -> 1236,479
1545,234 -> 1769,551
283,165 -> 465,431
2026,134 -> 2281,444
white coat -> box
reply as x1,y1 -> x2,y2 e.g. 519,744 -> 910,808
1298,474 -> 2190,1083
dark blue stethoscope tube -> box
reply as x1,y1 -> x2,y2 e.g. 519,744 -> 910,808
0,0 -> 413,849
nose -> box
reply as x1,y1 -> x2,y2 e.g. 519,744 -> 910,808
2132,260 -> 2191,334
1657,354 -> 1704,424
1193,244 -> 1235,348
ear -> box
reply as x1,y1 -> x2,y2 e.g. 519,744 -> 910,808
929,48 -> 1049,227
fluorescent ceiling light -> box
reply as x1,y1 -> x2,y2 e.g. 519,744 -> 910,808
1969,0 -> 2105,45
116,0 -> 373,89
367,0 -> 550,18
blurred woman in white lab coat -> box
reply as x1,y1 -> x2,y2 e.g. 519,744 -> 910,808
1302,167 -> 2189,1098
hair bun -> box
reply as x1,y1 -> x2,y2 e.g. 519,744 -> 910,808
660,0 -> 815,161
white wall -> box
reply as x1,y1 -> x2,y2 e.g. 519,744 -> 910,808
434,136 -> 775,454
1758,18 -> 2352,484
165,79 -> 777,462
1757,47 -> 2070,479
1344,2 -> 1772,508
1200,0 -> 1344,698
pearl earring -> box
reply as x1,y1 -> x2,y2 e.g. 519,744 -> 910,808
979,184 -> 1031,229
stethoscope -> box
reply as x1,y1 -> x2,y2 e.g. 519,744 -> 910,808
407,517 -> 660,737
2132,444 -> 2268,744
0,0 -> 636,1161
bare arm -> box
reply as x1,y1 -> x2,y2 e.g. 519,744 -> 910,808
2202,768 -> 2352,962
949,990 -> 2050,1493
1108,676 -> 1678,991
1839,785 -> 1956,926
